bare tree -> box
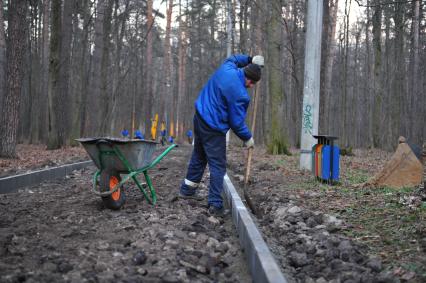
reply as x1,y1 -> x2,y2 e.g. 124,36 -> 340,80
47,0 -> 62,149
39,0 -> 50,143
144,0 -> 154,136
59,0 -> 75,143
162,0 -> 173,130
72,0 -> 91,140
87,0 -> 113,136
371,0 -> 382,147
409,0 -> 420,144
0,0 -> 29,157
391,2 -> 405,141
320,0 -> 339,135
109,0 -> 131,134
176,0 -> 188,141
0,2 -> 6,114
266,0 -> 287,154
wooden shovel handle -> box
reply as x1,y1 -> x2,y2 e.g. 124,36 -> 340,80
244,147 -> 253,185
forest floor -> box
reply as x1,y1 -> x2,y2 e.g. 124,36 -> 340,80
0,144 -> 87,178
1,143 -> 425,282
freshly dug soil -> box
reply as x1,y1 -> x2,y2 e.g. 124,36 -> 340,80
0,145 -> 250,283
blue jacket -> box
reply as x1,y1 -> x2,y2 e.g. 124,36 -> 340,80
195,54 -> 252,141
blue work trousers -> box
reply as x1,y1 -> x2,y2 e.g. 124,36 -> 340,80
180,113 -> 226,209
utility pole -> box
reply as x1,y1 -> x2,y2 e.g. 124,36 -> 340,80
300,0 -> 324,170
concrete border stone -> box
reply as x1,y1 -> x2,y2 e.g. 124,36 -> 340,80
0,161 -> 92,194
223,174 -> 288,283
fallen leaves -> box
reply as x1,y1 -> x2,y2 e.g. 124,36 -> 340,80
0,144 -> 88,177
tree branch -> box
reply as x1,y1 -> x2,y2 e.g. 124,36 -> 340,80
354,0 -> 415,7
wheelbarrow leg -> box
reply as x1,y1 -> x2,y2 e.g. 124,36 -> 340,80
93,170 -> 101,188
143,171 -> 157,204
132,172 -> 157,205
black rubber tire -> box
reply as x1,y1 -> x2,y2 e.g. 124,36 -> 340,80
99,170 -> 126,210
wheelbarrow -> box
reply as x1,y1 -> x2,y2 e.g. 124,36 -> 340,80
77,137 -> 177,210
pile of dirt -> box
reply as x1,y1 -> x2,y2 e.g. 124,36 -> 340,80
366,137 -> 423,188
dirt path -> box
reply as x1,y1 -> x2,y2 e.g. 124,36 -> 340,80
0,145 -> 250,283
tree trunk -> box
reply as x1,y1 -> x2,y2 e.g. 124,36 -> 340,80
320,0 -> 338,136
251,0 -> 264,143
266,0 -> 287,154
87,0 -> 106,135
364,0 -> 372,147
144,0 -> 154,136
177,0 -> 187,142
71,0 -> 89,140
29,1 -> 43,143
392,2 -> 405,143
209,0 -> 217,73
39,0 -> 50,143
238,0 -> 248,53
162,0 -> 173,125
58,0 -> 75,144
383,5 -> 392,145
342,0 -> 351,146
26,2 -> 38,144
0,0 -> 29,157
109,0 -> 130,134
371,0 -> 382,148
99,0 -> 113,135
47,0 -> 62,149
410,0 -> 420,144
0,2 -> 6,115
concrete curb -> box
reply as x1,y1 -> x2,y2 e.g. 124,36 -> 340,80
223,174 -> 288,283
0,161 -> 93,194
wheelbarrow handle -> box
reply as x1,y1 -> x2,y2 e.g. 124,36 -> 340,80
145,143 -> 177,170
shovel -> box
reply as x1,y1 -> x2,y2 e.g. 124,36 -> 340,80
243,82 -> 260,216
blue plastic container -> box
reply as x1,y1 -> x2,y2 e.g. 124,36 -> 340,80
312,135 -> 340,183
321,145 -> 340,181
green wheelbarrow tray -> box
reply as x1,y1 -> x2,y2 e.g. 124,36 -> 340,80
77,137 -> 177,209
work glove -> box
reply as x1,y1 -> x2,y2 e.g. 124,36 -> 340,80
251,55 -> 264,67
244,137 -> 255,149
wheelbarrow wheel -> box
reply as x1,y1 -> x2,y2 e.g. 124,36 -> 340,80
99,170 -> 126,210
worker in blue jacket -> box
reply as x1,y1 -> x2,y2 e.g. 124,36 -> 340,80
179,54 -> 264,217
186,129 -> 193,144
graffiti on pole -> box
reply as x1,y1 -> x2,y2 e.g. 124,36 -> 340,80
303,104 -> 313,134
